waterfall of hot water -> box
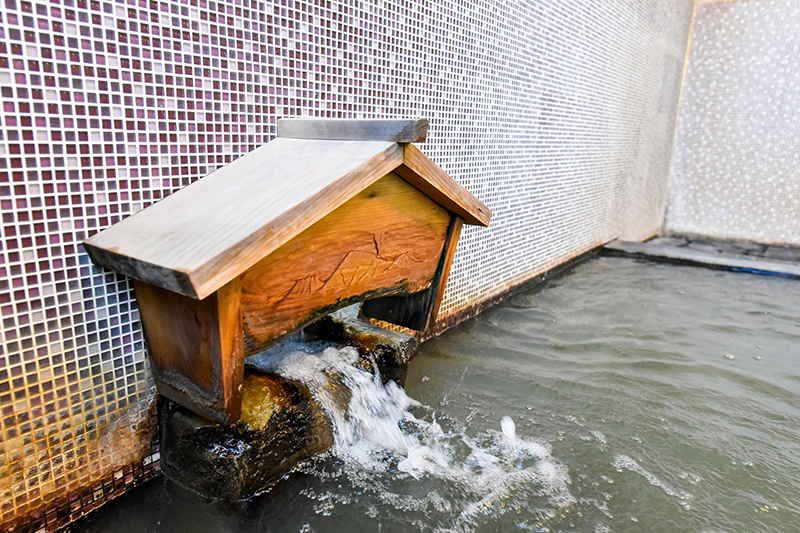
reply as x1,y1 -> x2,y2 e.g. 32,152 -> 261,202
248,343 -> 575,529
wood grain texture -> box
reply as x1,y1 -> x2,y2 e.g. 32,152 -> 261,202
134,278 -> 244,423
240,173 -> 451,353
216,279 -> 245,421
396,143 -> 491,227
277,118 -> 429,142
360,216 -> 463,331
85,139 -> 403,299
84,137 -> 491,301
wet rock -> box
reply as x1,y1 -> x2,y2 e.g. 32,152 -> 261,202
303,312 -> 417,386
161,315 -> 413,501
160,372 -> 331,501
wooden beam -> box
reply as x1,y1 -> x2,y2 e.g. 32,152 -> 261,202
277,118 -> 429,143
134,278 -> 244,423
395,143 -> 491,227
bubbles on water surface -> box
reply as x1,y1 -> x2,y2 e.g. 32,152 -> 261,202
253,344 -> 575,531
680,471 -> 703,484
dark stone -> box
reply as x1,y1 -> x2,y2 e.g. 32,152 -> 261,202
160,314 -> 414,501
159,372 -> 331,501
603,239 -> 800,279
303,312 -> 417,386
361,288 -> 436,331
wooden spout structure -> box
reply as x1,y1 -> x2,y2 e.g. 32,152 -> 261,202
84,118 -> 491,423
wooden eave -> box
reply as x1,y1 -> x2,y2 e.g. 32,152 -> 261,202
84,138 -> 490,301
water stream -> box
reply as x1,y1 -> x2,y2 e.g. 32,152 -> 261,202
74,256 -> 800,532
246,342 -> 574,531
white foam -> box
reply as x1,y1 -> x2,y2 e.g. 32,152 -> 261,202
251,344 -> 575,529
501,416 -> 516,446
613,454 -> 693,509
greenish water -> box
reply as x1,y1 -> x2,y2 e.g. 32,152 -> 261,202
73,257 -> 800,532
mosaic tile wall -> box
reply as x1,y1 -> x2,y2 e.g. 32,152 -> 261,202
0,0 -> 693,529
666,0 -> 800,246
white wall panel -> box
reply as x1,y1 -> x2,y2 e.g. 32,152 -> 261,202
667,0 -> 800,246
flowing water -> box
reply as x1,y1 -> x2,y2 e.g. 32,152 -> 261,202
73,256 -> 800,532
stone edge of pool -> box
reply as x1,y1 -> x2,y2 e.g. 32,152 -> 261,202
603,237 -> 800,280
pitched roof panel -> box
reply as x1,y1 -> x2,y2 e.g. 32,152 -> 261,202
84,134 -> 490,299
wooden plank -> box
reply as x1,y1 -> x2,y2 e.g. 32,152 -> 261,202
428,216 -> 463,328
216,279 -> 245,421
85,139 -> 403,299
239,173 -> 451,353
134,278 -> 244,423
360,216 -> 462,330
395,143 -> 491,227
277,118 -> 429,143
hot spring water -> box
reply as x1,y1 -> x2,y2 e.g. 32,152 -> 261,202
246,342 -> 573,530
75,256 -> 800,532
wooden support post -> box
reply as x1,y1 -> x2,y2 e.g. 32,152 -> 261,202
134,278 -> 244,423
428,216 -> 463,328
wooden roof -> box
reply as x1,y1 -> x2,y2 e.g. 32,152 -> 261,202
84,122 -> 491,300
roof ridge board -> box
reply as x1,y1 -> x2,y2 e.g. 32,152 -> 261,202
277,118 -> 429,143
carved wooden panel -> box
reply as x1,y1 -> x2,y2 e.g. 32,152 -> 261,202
240,173 -> 451,353
361,216 -> 463,331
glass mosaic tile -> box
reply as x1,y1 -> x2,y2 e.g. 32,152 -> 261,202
0,0 -> 694,529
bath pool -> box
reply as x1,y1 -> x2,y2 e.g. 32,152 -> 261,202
73,256 -> 800,532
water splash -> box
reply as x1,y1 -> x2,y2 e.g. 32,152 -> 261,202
249,344 -> 575,531
501,416 -> 516,446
